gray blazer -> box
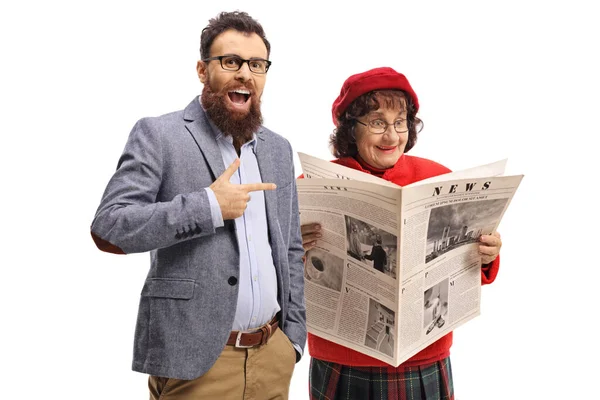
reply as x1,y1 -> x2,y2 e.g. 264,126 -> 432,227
91,97 -> 306,380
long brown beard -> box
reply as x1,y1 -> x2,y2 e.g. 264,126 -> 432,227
201,75 -> 263,150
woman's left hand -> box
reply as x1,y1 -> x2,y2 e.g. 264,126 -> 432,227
479,232 -> 502,265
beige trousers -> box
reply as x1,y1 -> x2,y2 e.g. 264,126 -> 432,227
148,328 -> 297,400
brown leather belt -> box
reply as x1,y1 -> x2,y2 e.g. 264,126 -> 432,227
226,317 -> 279,348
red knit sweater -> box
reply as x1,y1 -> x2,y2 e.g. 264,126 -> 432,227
307,154 -> 501,367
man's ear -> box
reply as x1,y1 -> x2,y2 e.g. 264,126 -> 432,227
197,60 -> 207,84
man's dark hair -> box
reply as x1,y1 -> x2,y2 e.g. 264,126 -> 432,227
200,11 -> 271,59
330,90 -> 423,158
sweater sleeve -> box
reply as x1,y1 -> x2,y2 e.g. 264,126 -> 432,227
481,255 -> 500,285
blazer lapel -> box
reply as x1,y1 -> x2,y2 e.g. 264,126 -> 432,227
255,131 -> 280,241
183,97 -> 225,179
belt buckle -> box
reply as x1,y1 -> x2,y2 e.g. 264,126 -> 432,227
235,330 -> 254,348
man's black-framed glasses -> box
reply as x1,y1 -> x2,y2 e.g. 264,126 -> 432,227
355,118 -> 409,134
202,55 -> 272,74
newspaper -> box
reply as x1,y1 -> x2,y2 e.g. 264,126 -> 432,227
297,152 -> 523,366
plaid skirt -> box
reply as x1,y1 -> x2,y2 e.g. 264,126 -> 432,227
309,357 -> 454,400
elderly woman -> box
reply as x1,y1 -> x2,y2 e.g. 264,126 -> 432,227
302,67 -> 502,399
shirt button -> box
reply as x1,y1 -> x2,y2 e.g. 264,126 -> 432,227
253,276 -> 258,281
248,235 -> 252,241
228,276 -> 238,286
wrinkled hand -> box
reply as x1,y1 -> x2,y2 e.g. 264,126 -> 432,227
301,223 -> 321,253
210,158 -> 276,220
479,232 -> 502,265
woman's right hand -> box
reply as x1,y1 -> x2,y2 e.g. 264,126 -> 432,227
301,223 -> 321,253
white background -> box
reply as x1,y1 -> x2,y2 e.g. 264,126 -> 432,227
1,1 -> 598,399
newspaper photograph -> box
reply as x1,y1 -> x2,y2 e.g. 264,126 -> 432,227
297,152 -> 523,366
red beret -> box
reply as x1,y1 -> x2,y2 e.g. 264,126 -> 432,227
331,67 -> 419,126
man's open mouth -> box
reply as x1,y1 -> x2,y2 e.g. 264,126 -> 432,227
228,89 -> 251,105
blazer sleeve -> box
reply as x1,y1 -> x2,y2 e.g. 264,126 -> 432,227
285,149 -> 307,358
91,118 -> 216,254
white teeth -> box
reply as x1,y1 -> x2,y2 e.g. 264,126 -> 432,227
231,89 -> 250,95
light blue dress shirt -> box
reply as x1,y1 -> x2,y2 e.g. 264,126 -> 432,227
200,100 -> 301,356
204,128 -> 280,334
202,115 -> 302,356
206,134 -> 280,331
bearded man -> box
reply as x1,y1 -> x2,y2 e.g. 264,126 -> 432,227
90,11 -> 306,399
